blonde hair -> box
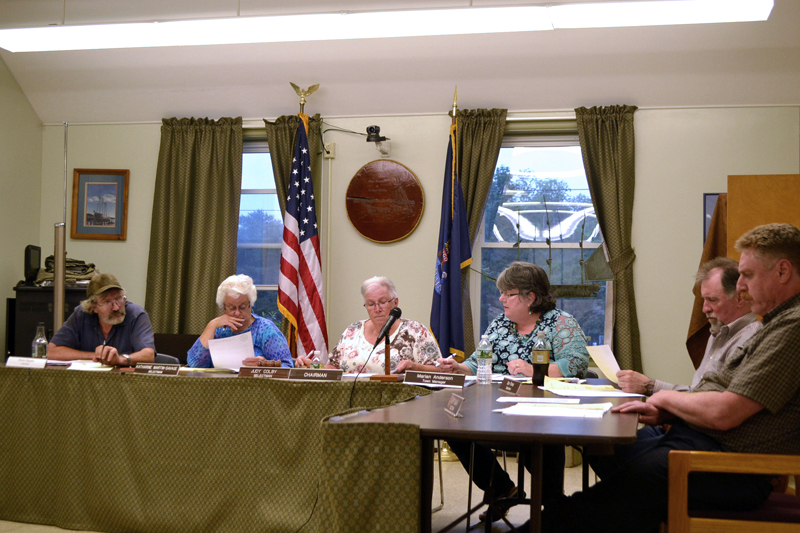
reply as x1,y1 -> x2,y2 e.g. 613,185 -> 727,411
735,223 -> 800,271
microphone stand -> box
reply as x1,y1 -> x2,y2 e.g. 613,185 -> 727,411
369,333 -> 400,382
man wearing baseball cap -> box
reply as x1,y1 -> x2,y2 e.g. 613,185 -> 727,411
48,273 -> 155,366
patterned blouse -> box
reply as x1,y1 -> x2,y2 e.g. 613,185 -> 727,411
328,319 -> 442,373
463,310 -> 589,378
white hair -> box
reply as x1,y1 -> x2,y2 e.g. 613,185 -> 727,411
216,274 -> 257,309
360,276 -> 397,302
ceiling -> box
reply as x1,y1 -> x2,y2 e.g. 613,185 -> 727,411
1,0 -> 799,124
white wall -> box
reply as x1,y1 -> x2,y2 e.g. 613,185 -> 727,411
633,107 -> 800,386
0,56 -> 42,355
31,107 -> 800,381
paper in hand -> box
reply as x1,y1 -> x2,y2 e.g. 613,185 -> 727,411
209,331 -> 255,371
586,345 -> 621,383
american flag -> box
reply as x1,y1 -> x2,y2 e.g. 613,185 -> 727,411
278,116 -> 329,360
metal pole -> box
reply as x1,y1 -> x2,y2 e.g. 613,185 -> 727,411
53,122 -> 68,331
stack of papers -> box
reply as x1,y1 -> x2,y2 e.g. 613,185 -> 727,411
66,361 -> 113,371
542,376 -> 643,398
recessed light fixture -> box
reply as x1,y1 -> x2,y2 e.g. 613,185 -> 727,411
0,0 -> 774,53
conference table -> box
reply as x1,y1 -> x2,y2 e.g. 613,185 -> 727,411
328,380 -> 640,533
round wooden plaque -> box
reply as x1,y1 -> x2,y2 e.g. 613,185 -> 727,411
346,160 -> 425,243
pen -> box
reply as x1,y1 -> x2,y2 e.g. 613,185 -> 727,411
435,355 -> 454,367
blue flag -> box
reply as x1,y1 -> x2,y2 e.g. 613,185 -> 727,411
431,122 -> 472,359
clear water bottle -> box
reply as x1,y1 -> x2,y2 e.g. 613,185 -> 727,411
476,334 -> 493,385
310,350 -> 323,369
531,331 -> 551,386
31,322 -> 48,359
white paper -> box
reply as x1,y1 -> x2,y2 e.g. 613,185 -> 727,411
494,402 -> 613,418
540,387 -> 644,398
67,361 -> 114,371
209,332 -> 255,371
496,396 -> 579,404
586,345 -> 621,383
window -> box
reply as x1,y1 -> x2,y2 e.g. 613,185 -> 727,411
237,141 -> 283,323
472,140 -> 610,347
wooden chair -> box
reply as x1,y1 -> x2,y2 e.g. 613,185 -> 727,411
667,450 -> 800,532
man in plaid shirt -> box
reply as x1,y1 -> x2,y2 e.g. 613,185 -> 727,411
535,223 -> 800,533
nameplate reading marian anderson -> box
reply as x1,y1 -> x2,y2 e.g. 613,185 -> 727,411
288,368 -> 343,381
405,371 -> 465,388
239,367 -> 291,379
134,363 -> 180,375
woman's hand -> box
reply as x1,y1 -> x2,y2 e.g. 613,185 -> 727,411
295,355 -> 312,368
210,314 -> 245,332
436,357 -> 471,375
243,356 -> 265,367
507,359 -> 533,377
394,360 -> 416,374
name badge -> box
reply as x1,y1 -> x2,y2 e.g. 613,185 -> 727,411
6,357 -> 47,369
288,368 -> 343,381
134,363 -> 180,375
239,367 -> 291,379
499,377 -> 522,395
444,393 -> 465,417
405,371 -> 466,388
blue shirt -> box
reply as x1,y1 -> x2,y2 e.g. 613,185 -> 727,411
464,310 -> 589,378
50,302 -> 156,355
187,314 -> 293,368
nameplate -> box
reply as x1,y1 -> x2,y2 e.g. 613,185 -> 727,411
6,357 -> 47,369
499,377 -> 522,395
288,368 -> 343,381
239,367 -> 291,379
134,363 -> 180,375
444,393 -> 465,417
405,371 -> 466,388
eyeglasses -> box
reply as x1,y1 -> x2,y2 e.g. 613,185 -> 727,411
364,298 -> 396,310
98,295 -> 126,309
224,303 -> 251,314
499,291 -> 520,299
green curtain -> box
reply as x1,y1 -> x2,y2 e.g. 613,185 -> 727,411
575,105 -> 642,372
457,109 -> 508,358
263,114 -> 323,351
145,117 -> 243,334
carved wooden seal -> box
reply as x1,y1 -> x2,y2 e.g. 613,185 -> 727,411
345,160 -> 424,243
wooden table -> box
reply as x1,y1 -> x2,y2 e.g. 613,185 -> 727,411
329,381 -> 640,533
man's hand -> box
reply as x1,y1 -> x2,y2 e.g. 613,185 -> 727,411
93,345 -> 127,366
612,399 -> 670,426
616,370 -> 654,395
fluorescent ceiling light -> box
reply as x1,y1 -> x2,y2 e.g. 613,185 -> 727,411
0,0 -> 774,53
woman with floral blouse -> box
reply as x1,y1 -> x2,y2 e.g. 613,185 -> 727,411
439,261 -> 590,523
296,276 -> 441,373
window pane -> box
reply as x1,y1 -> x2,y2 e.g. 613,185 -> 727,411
238,194 -> 282,244
237,247 -> 281,286
485,146 -> 600,244
242,152 -> 276,190
253,290 -> 282,325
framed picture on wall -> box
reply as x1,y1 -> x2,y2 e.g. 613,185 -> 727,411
71,169 -> 129,240
703,193 -> 720,244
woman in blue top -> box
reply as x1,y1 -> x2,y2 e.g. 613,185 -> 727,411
439,261 -> 590,523
187,275 -> 292,368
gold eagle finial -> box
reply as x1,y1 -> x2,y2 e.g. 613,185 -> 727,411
290,83 -> 319,112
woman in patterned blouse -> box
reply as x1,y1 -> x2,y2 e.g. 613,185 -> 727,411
439,261 -> 590,523
296,276 -> 441,373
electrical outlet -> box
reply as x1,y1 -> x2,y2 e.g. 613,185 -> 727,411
324,142 -> 335,159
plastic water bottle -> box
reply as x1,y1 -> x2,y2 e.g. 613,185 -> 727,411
531,331 -> 551,386
476,334 -> 493,385
310,350 -> 323,369
31,322 -> 48,359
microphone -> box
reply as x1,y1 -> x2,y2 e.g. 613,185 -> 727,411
373,307 -> 402,347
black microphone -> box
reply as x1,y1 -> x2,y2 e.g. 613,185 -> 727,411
373,307 -> 402,347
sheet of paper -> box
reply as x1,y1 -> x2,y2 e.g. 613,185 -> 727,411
496,396 -> 579,404
586,345 -> 620,383
209,332 -> 255,371
541,375 -> 643,398
67,361 -> 114,371
494,402 -> 613,418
